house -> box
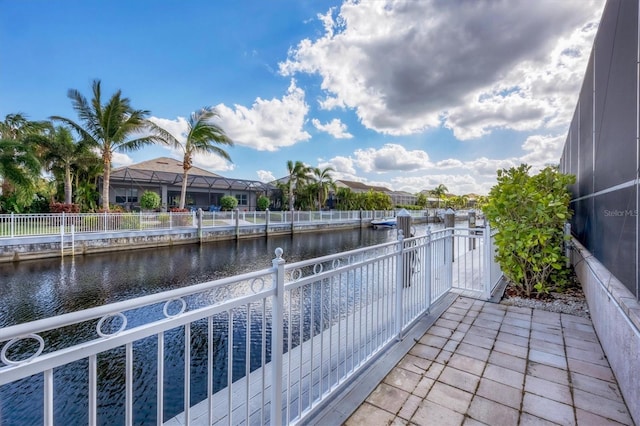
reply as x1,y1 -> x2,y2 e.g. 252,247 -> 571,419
106,157 -> 272,211
335,180 -> 417,206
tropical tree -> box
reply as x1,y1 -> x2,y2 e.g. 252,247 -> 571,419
51,80 -> 159,211
147,106 -> 233,210
39,126 -> 97,204
311,166 -> 335,210
0,114 -> 46,211
285,160 -> 311,210
430,184 -> 449,208
335,187 -> 355,210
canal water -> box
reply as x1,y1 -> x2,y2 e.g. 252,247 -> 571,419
0,224 -> 444,425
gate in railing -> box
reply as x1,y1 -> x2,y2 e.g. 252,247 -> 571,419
0,226 -> 500,425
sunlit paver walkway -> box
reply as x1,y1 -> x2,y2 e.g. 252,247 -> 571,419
346,297 -> 634,425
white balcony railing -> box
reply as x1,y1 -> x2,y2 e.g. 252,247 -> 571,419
0,226 -> 499,425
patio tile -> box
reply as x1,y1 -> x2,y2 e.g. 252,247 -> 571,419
428,325 -> 454,339
475,378 -> 522,409
528,349 -> 567,369
526,362 -> 569,386
450,330 -> 467,342
474,316 -> 503,329
561,312 -> 592,325
455,322 -> 471,333
397,394 -> 422,420
524,375 -> 572,405
575,408 -> 630,426
572,388 -> 633,425
482,364 -> 524,388
441,312 -> 465,322
564,336 -> 604,352
522,392 -> 575,425
503,311 -> 531,322
567,358 -> 616,382
438,365 -> 480,393
383,367 -> 422,392
455,343 -> 490,362
496,331 -> 528,347
411,399 -> 465,426
434,349 -> 453,365
442,339 -> 460,353
565,328 -> 599,343
468,325 -> 498,339
566,345 -> 608,366
366,382 -> 410,414
488,350 -> 527,373
570,371 -> 623,401
506,305 -> 532,315
532,309 -> 561,325
346,402 -> 396,426
529,338 -> 564,356
501,317 -> 531,329
467,395 -> 519,425
426,382 -> 473,414
409,343 -> 440,360
519,412 -> 561,426
499,323 -> 530,338
530,329 -> 563,344
418,333 -> 447,349
447,353 -> 486,377
531,322 -> 563,336
396,354 -> 432,375
462,418 -> 488,426
562,320 -> 595,333
412,376 -> 435,398
461,333 -> 494,350
435,318 -> 460,330
424,362 -> 445,380
492,340 -> 528,359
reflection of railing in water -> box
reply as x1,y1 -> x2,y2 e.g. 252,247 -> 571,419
0,226 -> 501,425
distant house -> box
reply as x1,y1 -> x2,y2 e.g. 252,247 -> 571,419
106,157 -> 272,211
335,180 -> 417,206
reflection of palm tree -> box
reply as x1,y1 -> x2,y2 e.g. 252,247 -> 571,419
51,80 -> 158,211
148,107 -> 232,210
286,160 -> 311,210
312,166 -> 335,210
430,184 -> 448,208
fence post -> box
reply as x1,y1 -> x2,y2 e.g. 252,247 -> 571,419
103,211 -> 107,232
396,230 -> 405,340
271,248 -> 285,426
425,227 -> 432,309
483,224 -> 492,300
139,211 -> 142,230
10,212 -> 14,238
265,208 -> 270,236
235,209 -> 240,240
564,222 -> 571,268
169,211 -> 173,230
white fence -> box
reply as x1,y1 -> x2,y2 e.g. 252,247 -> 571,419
0,227 -> 499,425
0,210 -> 410,239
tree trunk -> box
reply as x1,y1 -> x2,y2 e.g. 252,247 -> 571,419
64,165 -> 73,205
179,170 -> 189,210
102,157 -> 111,211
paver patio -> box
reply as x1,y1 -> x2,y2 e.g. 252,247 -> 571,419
345,297 -> 634,426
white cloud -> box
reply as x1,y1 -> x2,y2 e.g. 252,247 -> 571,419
215,79 -> 311,151
354,144 -> 430,173
280,0 -> 604,138
256,170 -> 276,182
311,118 -> 353,139
111,152 -> 134,167
520,134 -> 565,168
319,155 -> 356,175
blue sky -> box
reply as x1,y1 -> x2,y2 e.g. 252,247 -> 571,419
1,0 -> 605,195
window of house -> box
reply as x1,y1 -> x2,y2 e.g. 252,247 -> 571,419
115,188 -> 138,203
235,194 -> 248,206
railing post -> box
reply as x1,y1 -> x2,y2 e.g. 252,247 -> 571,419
564,222 -> 571,268
139,211 -> 142,230
265,208 -> 270,236
169,211 -> 173,230
10,212 -> 14,238
271,248 -> 285,426
396,230 -> 405,340
103,211 -> 107,232
425,227 -> 432,309
483,224 -> 492,300
235,208 -> 240,240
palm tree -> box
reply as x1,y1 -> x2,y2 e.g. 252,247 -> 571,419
286,160 -> 311,210
0,138 -> 40,195
430,184 -> 449,208
147,107 -> 233,210
312,166 -> 335,210
51,80 -> 158,211
39,126 -> 97,204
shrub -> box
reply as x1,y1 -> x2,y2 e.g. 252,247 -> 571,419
220,195 -> 238,211
257,195 -> 270,211
140,191 -> 161,211
50,202 -> 80,213
483,164 -> 575,297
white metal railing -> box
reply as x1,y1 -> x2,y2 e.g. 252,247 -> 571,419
0,210 -> 415,240
0,226 -> 500,425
